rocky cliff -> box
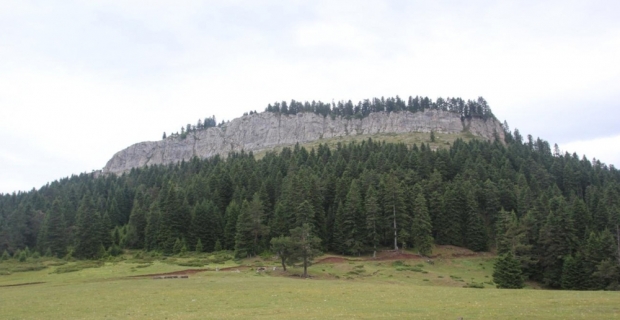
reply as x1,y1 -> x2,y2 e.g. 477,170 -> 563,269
103,110 -> 504,174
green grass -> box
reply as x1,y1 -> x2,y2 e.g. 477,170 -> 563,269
0,252 -> 618,319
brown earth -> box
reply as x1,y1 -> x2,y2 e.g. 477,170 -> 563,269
315,257 -> 347,264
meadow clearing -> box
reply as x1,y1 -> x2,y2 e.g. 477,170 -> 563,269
1,247 -> 619,319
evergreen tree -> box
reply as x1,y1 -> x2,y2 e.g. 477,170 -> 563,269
195,238 -> 203,253
365,185 -> 381,257
38,199 -> 67,257
561,255 -> 585,290
493,254 -> 524,289
234,194 -> 269,258
270,235 -> 294,271
411,193 -> 433,256
380,174 -> 406,250
465,190 -> 488,252
223,200 -> 241,250
288,223 -> 322,278
74,194 -> 104,259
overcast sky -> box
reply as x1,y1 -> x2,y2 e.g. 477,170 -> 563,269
1,0 -> 619,194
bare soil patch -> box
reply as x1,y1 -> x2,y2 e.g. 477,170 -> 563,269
315,257 -> 347,264
372,251 -> 425,261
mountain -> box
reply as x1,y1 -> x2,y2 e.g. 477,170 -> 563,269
2,96 -> 619,291
103,110 -> 504,174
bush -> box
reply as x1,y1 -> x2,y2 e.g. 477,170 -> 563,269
396,266 -> 423,272
464,282 -> 485,289
1,250 -> 9,261
18,251 -> 27,262
108,245 -> 123,257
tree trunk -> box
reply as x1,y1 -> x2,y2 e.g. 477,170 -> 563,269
303,254 -> 308,278
617,225 -> 620,266
280,255 -> 287,271
393,205 -> 399,250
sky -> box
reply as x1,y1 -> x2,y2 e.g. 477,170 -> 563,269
1,0 -> 619,194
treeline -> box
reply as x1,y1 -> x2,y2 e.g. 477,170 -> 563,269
163,116 -> 219,140
265,96 -> 495,120
1,127 -> 620,290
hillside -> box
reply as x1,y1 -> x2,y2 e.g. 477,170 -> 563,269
1,96 -> 619,292
103,110 -> 504,174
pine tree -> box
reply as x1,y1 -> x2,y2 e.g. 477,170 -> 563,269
195,238 -> 203,253
288,223 -> 322,278
561,255 -> 585,290
38,199 -> 67,257
365,185 -> 381,257
74,193 -> 104,259
234,193 -> 269,258
493,254 -> 524,289
436,184 -> 463,246
144,206 -> 160,251
270,235 -> 294,271
223,200 -> 241,250
172,238 -> 183,255
539,196 -> 578,288
412,193 -> 433,256
465,190 -> 488,252
192,200 -> 221,252
380,174 -> 406,250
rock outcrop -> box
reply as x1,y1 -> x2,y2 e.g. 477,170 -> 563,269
103,110 -> 504,174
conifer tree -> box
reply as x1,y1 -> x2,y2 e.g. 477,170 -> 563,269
195,238 -> 203,253
365,185 -> 381,257
380,174 -> 406,250
436,184 -> 463,246
493,253 -> 524,289
234,194 -> 269,258
288,223 -> 322,278
561,255 -> 585,290
223,200 -> 241,250
191,200 -> 222,252
38,199 -> 67,257
412,193 -> 433,256
465,190 -> 488,252
74,193 -> 104,259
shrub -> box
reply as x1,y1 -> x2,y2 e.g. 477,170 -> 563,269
464,282 -> 485,289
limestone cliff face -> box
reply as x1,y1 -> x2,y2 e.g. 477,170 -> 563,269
103,111 -> 504,174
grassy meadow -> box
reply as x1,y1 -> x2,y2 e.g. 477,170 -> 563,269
1,248 -> 619,319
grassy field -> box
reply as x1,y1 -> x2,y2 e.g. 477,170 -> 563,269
1,249 -> 619,319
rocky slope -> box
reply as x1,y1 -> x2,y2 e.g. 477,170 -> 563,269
103,110 -> 504,174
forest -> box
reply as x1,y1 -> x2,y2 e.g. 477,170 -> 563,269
1,106 -> 619,290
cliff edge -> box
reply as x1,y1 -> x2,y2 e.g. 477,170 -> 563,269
103,110 -> 504,174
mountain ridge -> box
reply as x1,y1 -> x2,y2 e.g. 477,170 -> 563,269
103,110 -> 504,174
